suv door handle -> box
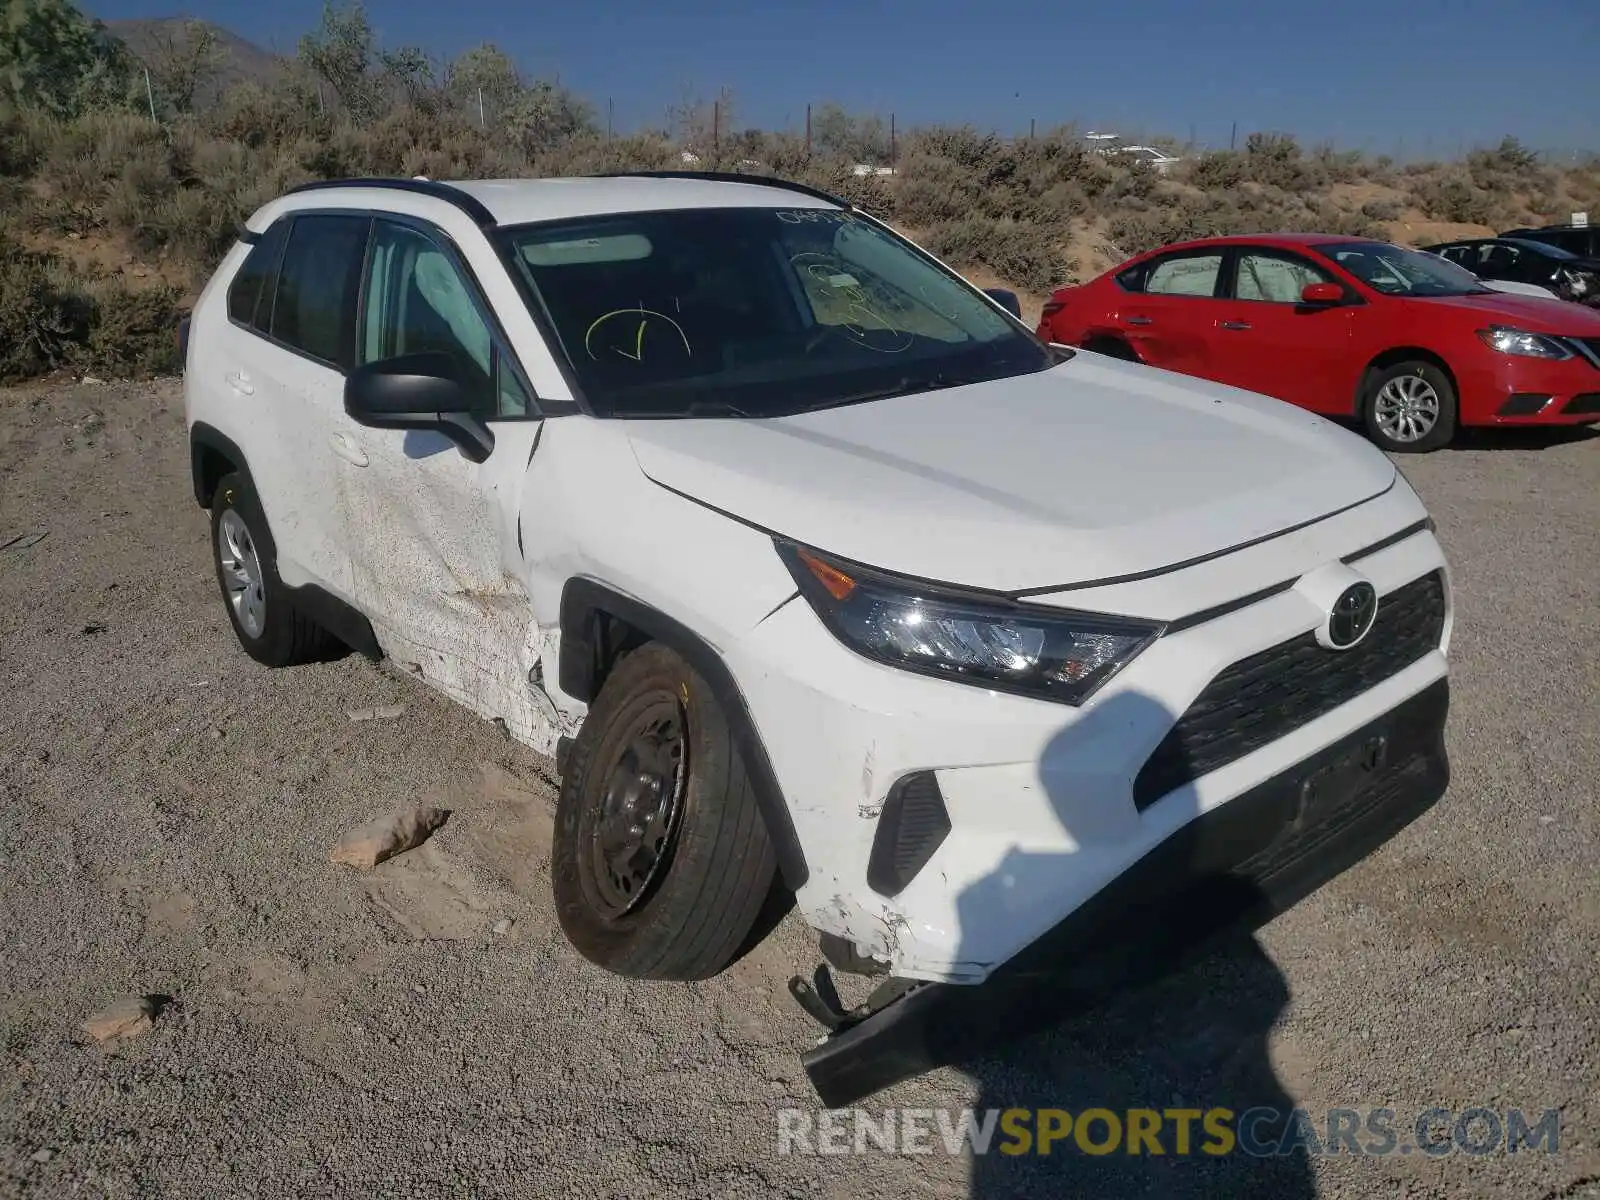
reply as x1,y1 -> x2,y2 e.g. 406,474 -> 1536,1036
329,431 -> 369,467
224,370 -> 254,395
1125,316 -> 1153,326
1218,320 -> 1252,331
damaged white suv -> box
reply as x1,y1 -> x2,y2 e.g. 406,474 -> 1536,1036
183,172 -> 1453,1106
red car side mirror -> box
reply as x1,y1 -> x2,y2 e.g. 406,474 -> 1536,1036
1300,282 -> 1345,305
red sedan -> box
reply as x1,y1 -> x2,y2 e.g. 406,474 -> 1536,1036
1037,233 -> 1600,452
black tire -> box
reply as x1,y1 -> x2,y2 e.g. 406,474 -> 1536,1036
1360,360 -> 1458,453
552,642 -> 777,980
209,471 -> 337,667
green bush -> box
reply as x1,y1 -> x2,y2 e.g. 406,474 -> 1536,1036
0,233 -> 86,380
74,278 -> 182,376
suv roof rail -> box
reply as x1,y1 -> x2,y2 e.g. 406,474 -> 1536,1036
280,176 -> 497,229
587,170 -> 851,210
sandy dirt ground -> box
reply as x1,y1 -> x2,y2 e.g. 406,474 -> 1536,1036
1,378 -> 1597,1199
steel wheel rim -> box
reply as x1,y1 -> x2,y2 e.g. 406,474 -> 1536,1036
1374,374 -> 1440,443
589,694 -> 688,920
217,509 -> 266,639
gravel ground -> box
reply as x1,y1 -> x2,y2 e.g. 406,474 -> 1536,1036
0,378 -> 1596,1199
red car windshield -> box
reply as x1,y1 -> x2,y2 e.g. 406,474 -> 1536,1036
1311,241 -> 1496,298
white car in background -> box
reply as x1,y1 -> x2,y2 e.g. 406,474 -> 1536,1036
180,170 -> 1455,1106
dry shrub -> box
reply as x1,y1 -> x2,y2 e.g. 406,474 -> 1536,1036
0,235 -> 88,381
73,279 -> 183,376
1409,172 -> 1499,225
920,217 -> 1068,294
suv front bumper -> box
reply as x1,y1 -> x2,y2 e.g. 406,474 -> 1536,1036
800,675 -> 1451,1107
730,507 -> 1450,984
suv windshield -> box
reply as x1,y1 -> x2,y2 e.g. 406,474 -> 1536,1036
499,206 -> 1053,418
1311,241 -> 1495,298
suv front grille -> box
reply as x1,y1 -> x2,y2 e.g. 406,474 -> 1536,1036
1133,570 -> 1447,812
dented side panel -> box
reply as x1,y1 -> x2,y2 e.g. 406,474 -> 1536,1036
346,412 -> 802,764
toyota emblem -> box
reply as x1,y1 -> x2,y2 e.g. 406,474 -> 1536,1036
1327,582 -> 1378,650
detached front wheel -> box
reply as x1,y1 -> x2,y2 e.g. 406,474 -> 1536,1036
552,642 -> 777,980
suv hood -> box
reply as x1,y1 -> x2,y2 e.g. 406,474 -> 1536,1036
624,358 -> 1397,593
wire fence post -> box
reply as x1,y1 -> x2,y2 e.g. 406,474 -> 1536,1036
478,88 -> 485,128
143,68 -> 157,122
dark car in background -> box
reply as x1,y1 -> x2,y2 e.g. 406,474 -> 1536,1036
1500,221 -> 1600,259
1424,236 -> 1600,308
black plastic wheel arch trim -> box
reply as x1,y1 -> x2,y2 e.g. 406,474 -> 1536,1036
800,677 -> 1451,1108
557,577 -> 810,890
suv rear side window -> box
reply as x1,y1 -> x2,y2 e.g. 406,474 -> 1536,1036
227,220 -> 288,331
269,214 -> 371,370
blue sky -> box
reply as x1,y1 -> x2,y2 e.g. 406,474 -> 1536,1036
88,0 -> 1599,156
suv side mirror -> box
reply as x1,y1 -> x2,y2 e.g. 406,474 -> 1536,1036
1300,282 -> 1345,306
344,352 -> 495,464
983,287 -> 1023,320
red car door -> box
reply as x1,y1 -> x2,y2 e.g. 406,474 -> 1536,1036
1204,247 -> 1359,413
1113,247 -> 1231,377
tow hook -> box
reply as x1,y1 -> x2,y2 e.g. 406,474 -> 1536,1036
788,966 -> 858,1032
788,966 -> 925,1034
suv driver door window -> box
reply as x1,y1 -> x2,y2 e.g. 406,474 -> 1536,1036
358,220 -> 532,418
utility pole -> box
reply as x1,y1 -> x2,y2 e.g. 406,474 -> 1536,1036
607,97 -> 614,140
713,99 -> 720,155
478,88 -> 485,128
1229,121 -> 1237,151
143,68 -> 157,121
890,112 -> 896,166
805,103 -> 812,155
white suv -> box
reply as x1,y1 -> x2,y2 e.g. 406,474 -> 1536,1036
182,172 -> 1454,1106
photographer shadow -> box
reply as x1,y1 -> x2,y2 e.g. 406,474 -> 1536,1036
943,688 -> 1317,1197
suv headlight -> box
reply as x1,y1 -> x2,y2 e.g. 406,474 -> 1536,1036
776,541 -> 1163,704
1476,326 -> 1572,360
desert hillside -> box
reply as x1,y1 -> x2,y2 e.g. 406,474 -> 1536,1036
2,1 -> 1596,379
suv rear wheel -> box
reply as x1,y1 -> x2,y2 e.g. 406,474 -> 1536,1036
209,471 -> 337,666
552,642 -> 777,980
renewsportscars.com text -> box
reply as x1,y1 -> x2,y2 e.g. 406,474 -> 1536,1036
777,1106 -> 1561,1158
